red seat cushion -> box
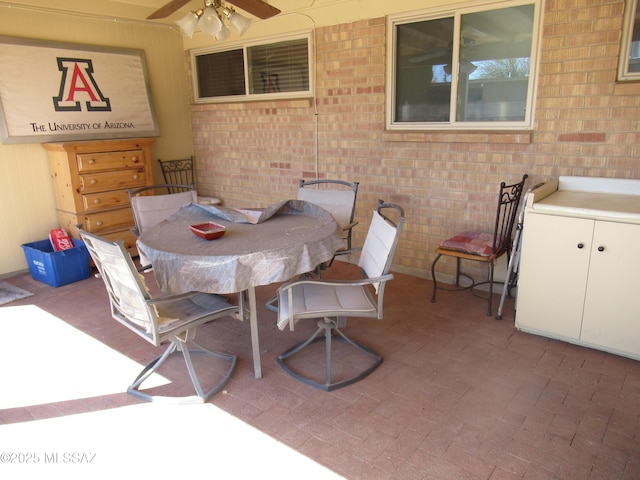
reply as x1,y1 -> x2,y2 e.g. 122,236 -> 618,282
439,231 -> 498,256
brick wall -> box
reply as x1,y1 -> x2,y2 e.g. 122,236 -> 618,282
190,0 -> 640,282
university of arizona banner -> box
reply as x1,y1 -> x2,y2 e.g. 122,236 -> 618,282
0,36 -> 159,144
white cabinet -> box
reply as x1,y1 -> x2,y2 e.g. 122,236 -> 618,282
516,177 -> 640,360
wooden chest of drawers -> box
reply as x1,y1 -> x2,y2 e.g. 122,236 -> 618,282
44,138 -> 155,255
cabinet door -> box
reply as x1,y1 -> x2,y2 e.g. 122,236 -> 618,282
515,213 -> 594,340
581,221 -> 640,357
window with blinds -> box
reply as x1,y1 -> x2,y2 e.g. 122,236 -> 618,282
193,33 -> 312,102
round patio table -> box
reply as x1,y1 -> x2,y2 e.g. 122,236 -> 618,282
137,200 -> 344,379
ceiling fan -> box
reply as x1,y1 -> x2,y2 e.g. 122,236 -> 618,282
147,0 -> 281,20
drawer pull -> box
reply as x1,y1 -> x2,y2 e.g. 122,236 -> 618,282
133,174 -> 139,180
93,199 -> 100,205
96,220 -> 103,227
132,156 -> 139,163
88,159 -> 95,165
577,243 -> 584,249
597,246 -> 605,252
90,178 -> 97,185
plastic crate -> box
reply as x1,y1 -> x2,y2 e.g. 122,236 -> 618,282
21,238 -> 90,287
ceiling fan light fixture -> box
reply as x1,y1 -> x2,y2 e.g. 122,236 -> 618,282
174,2 -> 253,41
216,24 -> 232,41
222,6 -> 252,36
200,6 -> 223,38
176,9 -> 203,38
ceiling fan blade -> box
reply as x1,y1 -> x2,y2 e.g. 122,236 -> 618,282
228,0 -> 281,19
147,0 -> 193,19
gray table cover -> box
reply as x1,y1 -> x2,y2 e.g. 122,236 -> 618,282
137,199 -> 344,295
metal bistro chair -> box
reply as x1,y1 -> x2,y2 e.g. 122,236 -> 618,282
128,184 -> 198,270
79,228 -> 238,404
276,201 -> 405,391
157,157 -> 221,205
430,174 -> 528,317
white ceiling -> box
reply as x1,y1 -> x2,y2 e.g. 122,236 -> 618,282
0,0 -> 323,25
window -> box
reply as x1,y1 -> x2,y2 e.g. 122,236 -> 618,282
618,0 -> 640,81
386,1 -> 542,130
192,33 -> 312,103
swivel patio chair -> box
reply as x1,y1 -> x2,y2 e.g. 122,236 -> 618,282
276,201 -> 405,391
158,157 -> 221,205
430,174 -> 528,317
80,228 -> 238,403
297,178 -> 360,265
264,178 -> 360,312
128,184 -> 198,269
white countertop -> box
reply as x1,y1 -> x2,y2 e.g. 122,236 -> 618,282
529,176 -> 640,223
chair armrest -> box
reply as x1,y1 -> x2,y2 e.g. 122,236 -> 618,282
277,273 -> 394,293
334,246 -> 362,256
342,221 -> 358,232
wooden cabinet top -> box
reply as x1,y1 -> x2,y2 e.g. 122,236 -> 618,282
43,137 -> 154,154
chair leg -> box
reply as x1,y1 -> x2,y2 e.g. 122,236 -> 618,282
430,253 -> 442,303
454,257 -> 460,286
324,325 -> 333,386
277,318 -> 382,391
127,338 -> 237,404
487,262 -> 494,317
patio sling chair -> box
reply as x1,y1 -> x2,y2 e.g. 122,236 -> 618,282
430,174 -> 528,317
275,201 -> 405,391
128,184 -> 198,269
79,228 -> 238,404
264,178 -> 360,312
297,178 -> 360,266
158,157 -> 221,205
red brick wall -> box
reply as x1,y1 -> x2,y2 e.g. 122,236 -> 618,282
190,0 -> 640,281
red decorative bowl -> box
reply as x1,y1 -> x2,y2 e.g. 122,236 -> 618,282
189,222 -> 226,240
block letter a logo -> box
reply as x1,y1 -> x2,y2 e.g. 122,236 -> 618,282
53,58 -> 111,112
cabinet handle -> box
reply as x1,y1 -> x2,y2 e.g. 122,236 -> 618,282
88,159 -> 95,165
597,246 -> 605,252
96,220 -> 103,227
132,156 -> 139,163
90,178 -> 97,185
93,199 -> 100,205
577,243 -> 584,249
133,174 -> 139,180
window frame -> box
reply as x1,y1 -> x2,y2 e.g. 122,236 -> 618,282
191,31 -> 314,104
618,0 -> 640,81
385,0 -> 542,131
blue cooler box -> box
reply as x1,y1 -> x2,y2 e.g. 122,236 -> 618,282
21,239 -> 90,287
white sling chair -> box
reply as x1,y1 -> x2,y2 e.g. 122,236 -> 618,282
80,228 -> 238,404
128,184 -> 197,269
276,201 -> 405,391
297,178 -> 360,265
264,178 -> 360,313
